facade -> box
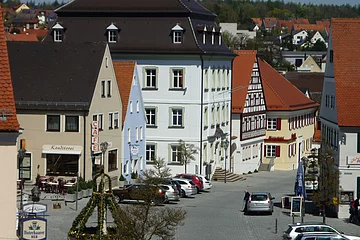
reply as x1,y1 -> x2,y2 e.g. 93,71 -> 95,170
297,56 -> 323,72
8,42 -> 123,184
259,58 -> 319,170
231,50 -> 266,174
292,30 -> 308,45
0,5 -> 21,238
319,19 -> 360,218
113,61 -> 146,182
47,0 -> 235,176
281,50 -> 326,68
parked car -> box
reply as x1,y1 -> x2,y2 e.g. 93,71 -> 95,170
174,174 -> 203,193
112,183 -> 166,205
159,184 -> 180,202
162,178 -> 181,195
245,192 -> 274,215
283,223 -> 360,240
293,232 -> 351,240
197,174 -> 212,191
172,178 -> 197,197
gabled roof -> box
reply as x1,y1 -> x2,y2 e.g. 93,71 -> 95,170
294,18 -> 309,24
263,17 -> 278,28
113,61 -> 135,126
232,50 -> 257,114
285,72 -> 324,93
293,24 -> 325,32
251,18 -> 262,27
0,6 -> 20,132
332,18 -> 360,127
7,42 -> 107,111
259,58 -> 319,111
278,20 -> 293,30
5,33 -> 38,42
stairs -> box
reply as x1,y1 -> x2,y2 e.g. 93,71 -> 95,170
211,168 -> 246,182
258,163 -> 270,171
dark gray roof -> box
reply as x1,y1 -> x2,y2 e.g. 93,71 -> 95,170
7,41 -> 106,111
285,72 -> 324,93
43,0 -> 234,56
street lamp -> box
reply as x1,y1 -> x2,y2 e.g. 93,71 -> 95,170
99,141 -> 108,236
100,141 -> 109,169
221,137 -> 229,183
17,147 -> 26,238
301,156 -> 308,223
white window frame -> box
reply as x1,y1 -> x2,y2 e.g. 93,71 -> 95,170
114,112 -> 119,129
98,114 -> 104,130
136,100 -> 139,112
170,107 -> 184,127
267,118 -> 277,130
108,112 -> 113,129
146,144 -> 156,162
54,29 -> 63,42
144,68 -> 157,89
107,80 -> 112,97
145,107 -> 156,126
173,31 -> 182,43
170,144 -> 181,162
136,127 -> 139,142
140,126 -> 143,140
101,80 -> 106,98
130,101 -> 133,113
171,68 -> 184,89
127,128 -> 131,143
204,107 -> 208,127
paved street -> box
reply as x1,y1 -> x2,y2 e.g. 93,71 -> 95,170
20,170 -> 360,239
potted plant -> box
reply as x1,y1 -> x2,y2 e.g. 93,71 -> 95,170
131,171 -> 138,183
87,180 -> 94,196
74,183 -> 83,200
119,174 -> 126,188
81,180 -> 88,198
65,187 -> 76,202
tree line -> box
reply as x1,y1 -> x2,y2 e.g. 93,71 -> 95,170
2,0 -> 66,10
201,0 -> 360,28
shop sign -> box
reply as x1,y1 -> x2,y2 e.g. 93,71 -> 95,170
290,197 -> 302,216
95,155 -> 101,165
42,145 -> 82,154
348,156 -> 360,165
23,203 -> 47,214
92,121 -> 99,152
22,218 -> 47,240
131,145 -> 139,156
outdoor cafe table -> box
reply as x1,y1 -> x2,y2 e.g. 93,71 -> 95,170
48,182 -> 59,193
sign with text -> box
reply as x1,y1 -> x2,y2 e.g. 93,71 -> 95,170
131,145 -> 139,156
94,155 -> 101,165
92,121 -> 99,152
23,203 -> 47,214
22,217 -> 47,240
290,197 -> 302,216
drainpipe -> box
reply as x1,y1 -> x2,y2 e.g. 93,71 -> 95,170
83,112 -> 86,179
200,54 -> 204,174
229,56 -> 235,172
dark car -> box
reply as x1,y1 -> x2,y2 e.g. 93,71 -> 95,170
174,174 -> 204,193
162,178 -> 181,196
112,183 -> 166,205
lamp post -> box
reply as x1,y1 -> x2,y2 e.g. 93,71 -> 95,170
222,138 -> 229,183
99,141 -> 108,236
17,147 -> 26,238
301,156 -> 308,223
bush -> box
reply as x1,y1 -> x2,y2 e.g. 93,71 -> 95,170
87,180 -> 94,189
254,169 -> 258,173
247,171 -> 252,174
119,174 -> 125,181
131,172 -> 137,179
81,181 -> 87,190
67,186 -> 74,194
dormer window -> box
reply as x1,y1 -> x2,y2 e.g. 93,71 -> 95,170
203,26 -> 207,44
52,23 -> 64,43
107,23 -> 118,43
171,24 -> 183,44
219,30 -> 222,45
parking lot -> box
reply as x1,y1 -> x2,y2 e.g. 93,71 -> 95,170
20,170 -> 360,240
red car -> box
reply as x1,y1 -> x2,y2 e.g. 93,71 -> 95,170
174,174 -> 203,193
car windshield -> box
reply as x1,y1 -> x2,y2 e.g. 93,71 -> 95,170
251,194 -> 267,201
204,176 -> 210,181
285,226 -> 293,234
189,181 -> 195,185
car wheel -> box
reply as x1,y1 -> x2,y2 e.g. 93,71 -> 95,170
196,187 -> 200,194
181,190 -> 185,198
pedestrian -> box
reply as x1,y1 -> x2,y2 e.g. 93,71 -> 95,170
243,190 -> 250,212
355,196 -> 359,219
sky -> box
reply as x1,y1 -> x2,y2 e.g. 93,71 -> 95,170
31,0 -> 359,6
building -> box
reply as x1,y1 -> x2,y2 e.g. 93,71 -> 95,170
231,50 -> 266,174
0,5 -> 21,238
8,42 -> 123,185
259,58 -> 319,170
319,18 -> 360,218
45,0 -> 235,176
281,50 -> 326,68
113,61 -> 146,182
297,56 -> 323,73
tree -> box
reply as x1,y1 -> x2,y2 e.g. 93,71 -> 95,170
177,139 -> 199,174
222,31 -> 242,50
310,145 -> 340,223
111,159 -> 186,240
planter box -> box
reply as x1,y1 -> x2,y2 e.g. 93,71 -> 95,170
76,191 -> 83,200
88,189 -> 93,196
82,189 -> 89,198
65,193 -> 76,202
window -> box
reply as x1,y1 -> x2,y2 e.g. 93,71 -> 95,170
108,113 -> 113,129
145,108 -> 156,126
211,106 -> 215,127
136,127 -> 139,142
203,27 -> 207,44
267,118 -> 277,130
144,68 -> 157,88
146,144 -> 156,162
127,128 -> 131,143
171,69 -> 184,89
46,154 -> 78,176
130,101 -> 133,113
266,145 -> 280,157
204,107 -> 208,127
171,145 -> 181,162
47,115 -> 60,132
330,96 -> 334,109
107,80 -> 111,97
65,116 -> 79,132
171,108 -> 183,127
99,114 -> 103,130
108,149 -> 117,172
204,69 -> 209,90
114,112 -> 119,129
93,114 -> 97,122
108,30 -> 117,43
136,100 -> 139,112
54,30 -> 63,42
101,81 -> 106,98
140,126 -> 143,140
212,68 -> 216,90
219,31 -> 222,45
330,50 -> 333,63
173,31 -> 182,43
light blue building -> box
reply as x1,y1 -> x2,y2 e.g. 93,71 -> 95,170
114,61 -> 146,183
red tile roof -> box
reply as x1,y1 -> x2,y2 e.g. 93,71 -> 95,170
278,20 -> 293,30
251,18 -> 262,27
294,18 -> 309,24
263,17 -> 278,28
113,61 -> 136,126
5,33 -> 38,42
0,8 -> 20,132
293,23 -> 325,31
332,18 -> 360,127
232,50 -> 257,113
258,58 -> 319,111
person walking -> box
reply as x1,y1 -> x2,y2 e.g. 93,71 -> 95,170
243,190 -> 250,212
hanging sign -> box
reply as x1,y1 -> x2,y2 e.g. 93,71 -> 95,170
92,121 -> 99,152
22,217 -> 47,240
131,145 -> 139,156
94,155 -> 101,165
23,203 -> 47,214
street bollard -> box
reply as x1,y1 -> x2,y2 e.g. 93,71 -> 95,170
292,213 -> 295,224
275,218 -> 278,234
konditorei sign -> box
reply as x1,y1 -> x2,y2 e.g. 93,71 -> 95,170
42,145 -> 82,155
23,203 -> 47,214
22,218 -> 47,240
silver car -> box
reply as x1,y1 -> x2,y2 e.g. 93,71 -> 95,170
245,192 -> 274,215
159,184 -> 180,202
197,174 -> 212,191
172,178 -> 197,197
294,232 -> 351,240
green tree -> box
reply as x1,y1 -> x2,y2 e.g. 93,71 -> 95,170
178,139 -> 199,174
